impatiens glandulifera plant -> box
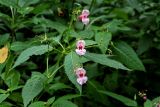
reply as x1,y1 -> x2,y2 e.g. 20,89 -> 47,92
79,9 -> 90,25
75,40 -> 86,56
75,67 -> 88,85
0,0 -> 159,107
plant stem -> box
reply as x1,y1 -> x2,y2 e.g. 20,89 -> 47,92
46,55 -> 49,78
10,6 -> 16,41
57,41 -> 65,51
89,0 -> 95,11
49,64 -> 64,78
46,33 -> 50,78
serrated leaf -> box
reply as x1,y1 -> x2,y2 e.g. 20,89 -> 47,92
112,41 -> 145,71
84,52 -> 130,70
0,94 -> 10,103
57,94 -> 81,101
0,34 -> 9,46
85,40 -> 97,46
1,70 -> 20,88
10,41 -> 31,52
64,51 -> 82,94
0,0 -> 19,8
47,97 -> 55,105
28,101 -> 45,107
12,45 -> 53,69
18,0 -> 40,7
49,83 -> 72,91
144,100 -> 152,107
98,90 -> 137,107
95,32 -> 112,53
52,100 -> 78,107
22,73 -> 46,107
32,18 -> 67,34
77,29 -> 94,39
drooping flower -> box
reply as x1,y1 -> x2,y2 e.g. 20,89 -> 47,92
75,67 -> 86,78
75,40 -> 86,56
82,9 -> 90,16
79,9 -> 90,25
77,76 -> 88,85
82,18 -> 90,25
75,67 -> 88,85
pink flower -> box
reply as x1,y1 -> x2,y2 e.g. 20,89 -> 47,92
82,9 -> 90,17
77,76 -> 88,85
75,48 -> 86,56
75,67 -> 88,85
75,40 -> 86,56
76,40 -> 85,49
79,9 -> 90,25
82,18 -> 90,25
143,96 -> 147,100
75,67 -> 86,78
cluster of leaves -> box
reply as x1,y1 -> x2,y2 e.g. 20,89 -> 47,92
0,0 -> 160,107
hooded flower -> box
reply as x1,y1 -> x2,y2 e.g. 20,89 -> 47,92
75,67 -> 88,85
77,76 -> 88,85
79,9 -> 90,25
75,67 -> 86,77
75,40 -> 86,56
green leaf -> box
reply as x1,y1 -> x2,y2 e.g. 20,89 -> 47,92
64,51 -> 82,94
137,36 -> 152,55
32,18 -> 67,34
49,83 -> 72,91
22,72 -> 46,107
28,101 -> 45,107
95,32 -> 112,53
77,29 -> 94,39
32,3 -> 50,14
84,52 -> 130,70
57,94 -> 81,101
85,40 -> 97,46
0,34 -> 9,46
47,97 -> 55,105
52,100 -> 78,107
98,90 -> 137,107
112,41 -> 145,71
12,45 -> 53,69
10,41 -> 31,52
0,94 -> 10,103
0,0 -> 19,8
152,96 -> 160,107
144,100 -> 152,107
18,0 -> 40,7
1,71 -> 20,88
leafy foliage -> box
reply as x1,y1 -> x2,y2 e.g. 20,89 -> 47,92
22,72 -> 46,107
0,0 -> 159,106
64,51 -> 82,94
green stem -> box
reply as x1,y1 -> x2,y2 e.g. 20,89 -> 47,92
89,0 -> 95,11
69,16 -> 74,29
46,56 -> 49,78
10,6 -> 16,41
10,6 -> 15,25
48,64 -> 64,78
57,41 -> 65,51
46,40 -> 50,78
69,0 -> 75,29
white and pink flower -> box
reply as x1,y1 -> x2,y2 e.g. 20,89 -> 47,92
79,9 -> 90,25
77,76 -> 88,85
75,67 -> 88,85
75,40 -> 86,56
